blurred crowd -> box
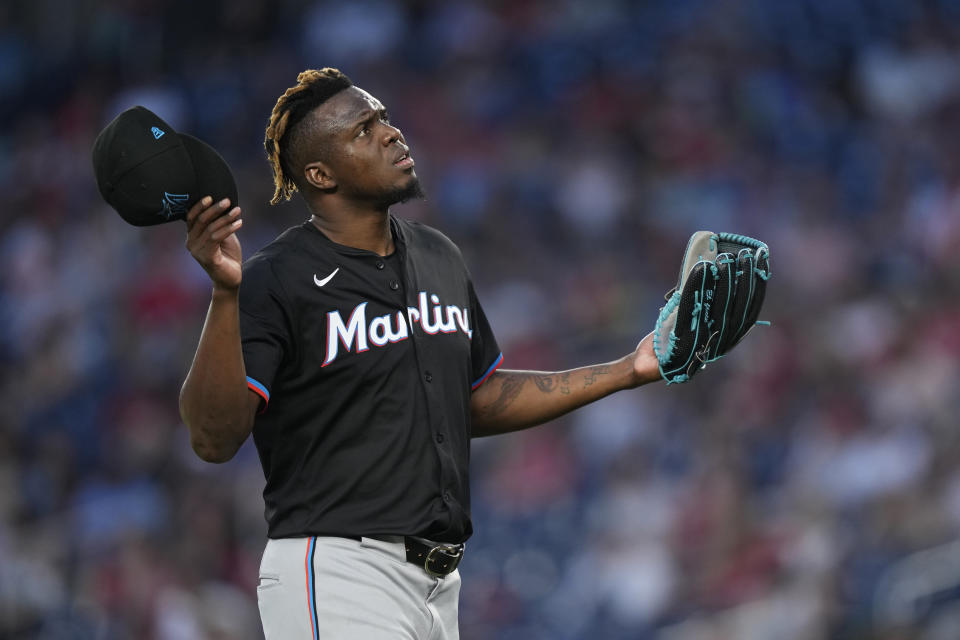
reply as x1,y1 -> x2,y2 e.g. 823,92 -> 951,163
3,0 -> 960,638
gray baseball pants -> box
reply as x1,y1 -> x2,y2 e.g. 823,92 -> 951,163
257,536 -> 461,639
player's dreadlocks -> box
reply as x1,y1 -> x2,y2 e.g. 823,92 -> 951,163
264,68 -> 353,205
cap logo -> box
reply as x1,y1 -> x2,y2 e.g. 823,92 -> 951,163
161,192 -> 189,219
151,126 -> 165,139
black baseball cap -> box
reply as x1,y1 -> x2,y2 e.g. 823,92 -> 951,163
92,106 -> 238,226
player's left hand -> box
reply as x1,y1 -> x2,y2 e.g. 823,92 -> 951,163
652,231 -> 770,384
630,331 -> 661,387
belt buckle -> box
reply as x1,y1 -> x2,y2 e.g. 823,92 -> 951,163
424,543 -> 463,577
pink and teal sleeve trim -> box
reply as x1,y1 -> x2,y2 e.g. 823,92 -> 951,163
471,353 -> 503,390
247,376 -> 270,406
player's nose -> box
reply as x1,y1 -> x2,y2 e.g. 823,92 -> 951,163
382,122 -> 402,145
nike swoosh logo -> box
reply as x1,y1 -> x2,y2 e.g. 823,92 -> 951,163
314,268 -> 340,287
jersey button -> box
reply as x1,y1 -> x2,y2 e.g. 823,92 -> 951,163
435,433 -> 444,444
389,280 -> 400,291
424,371 -> 433,383
376,260 -> 385,270
442,491 -> 452,503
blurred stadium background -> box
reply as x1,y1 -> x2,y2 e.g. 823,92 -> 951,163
3,0 -> 960,638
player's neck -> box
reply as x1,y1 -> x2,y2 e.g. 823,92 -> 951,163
308,208 -> 394,256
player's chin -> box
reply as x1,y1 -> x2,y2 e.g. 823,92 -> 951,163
396,167 -> 418,186
373,175 -> 426,208
394,175 -> 426,204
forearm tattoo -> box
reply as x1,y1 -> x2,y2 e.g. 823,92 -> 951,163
582,365 -> 611,388
480,366 -> 616,420
532,374 -> 556,393
531,372 -> 573,395
559,372 -> 571,395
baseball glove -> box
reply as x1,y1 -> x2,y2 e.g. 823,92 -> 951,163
653,231 -> 771,384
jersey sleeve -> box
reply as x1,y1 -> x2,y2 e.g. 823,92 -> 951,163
467,281 -> 502,390
239,257 -> 292,411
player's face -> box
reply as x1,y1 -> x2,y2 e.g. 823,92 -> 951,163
313,87 -> 422,207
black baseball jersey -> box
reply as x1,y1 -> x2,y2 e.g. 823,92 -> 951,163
239,216 -> 502,544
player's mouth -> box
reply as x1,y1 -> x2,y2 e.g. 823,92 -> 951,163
393,149 -> 415,169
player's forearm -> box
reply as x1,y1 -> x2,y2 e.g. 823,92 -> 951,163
470,355 -> 645,437
179,286 -> 252,462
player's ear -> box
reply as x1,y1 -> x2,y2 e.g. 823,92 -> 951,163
304,161 -> 335,190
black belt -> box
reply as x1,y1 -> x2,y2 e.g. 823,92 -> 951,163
345,536 -> 464,577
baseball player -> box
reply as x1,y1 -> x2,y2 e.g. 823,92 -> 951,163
179,68 -> 663,639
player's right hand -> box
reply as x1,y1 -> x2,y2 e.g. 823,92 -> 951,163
185,196 -> 243,291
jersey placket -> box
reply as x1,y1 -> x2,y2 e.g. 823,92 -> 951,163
392,244 -> 465,530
